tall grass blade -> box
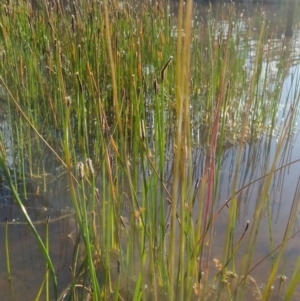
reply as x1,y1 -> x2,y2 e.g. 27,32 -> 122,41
5,218 -> 11,281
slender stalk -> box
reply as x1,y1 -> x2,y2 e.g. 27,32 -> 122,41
45,216 -> 50,301
5,218 -> 11,281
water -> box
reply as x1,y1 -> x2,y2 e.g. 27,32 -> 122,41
0,1 -> 300,300
0,211 -> 75,301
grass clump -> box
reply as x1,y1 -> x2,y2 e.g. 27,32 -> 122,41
0,0 -> 300,301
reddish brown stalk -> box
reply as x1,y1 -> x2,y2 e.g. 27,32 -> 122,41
198,22 -> 233,285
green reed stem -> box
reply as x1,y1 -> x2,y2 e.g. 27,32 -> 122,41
45,216 -> 49,301
79,172 -> 101,300
34,271 -> 47,301
5,218 -> 11,281
262,173 -> 300,299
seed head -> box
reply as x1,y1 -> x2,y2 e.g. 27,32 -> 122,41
140,119 -> 146,140
78,162 -> 85,180
161,56 -> 173,82
153,79 -> 160,95
86,158 -> 94,178
65,96 -> 71,108
95,188 -> 100,202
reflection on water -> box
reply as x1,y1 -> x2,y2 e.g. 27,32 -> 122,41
0,1 -> 300,301
0,209 -> 75,301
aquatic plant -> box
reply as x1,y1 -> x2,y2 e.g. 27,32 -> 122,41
0,0 -> 300,301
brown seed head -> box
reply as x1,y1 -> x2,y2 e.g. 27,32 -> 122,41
65,96 -> 71,108
86,158 -> 94,178
78,162 -> 85,180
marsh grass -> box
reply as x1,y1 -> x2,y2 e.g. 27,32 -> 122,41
0,0 -> 300,300
5,217 -> 11,281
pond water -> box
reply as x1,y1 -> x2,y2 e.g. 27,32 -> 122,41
0,1 -> 300,301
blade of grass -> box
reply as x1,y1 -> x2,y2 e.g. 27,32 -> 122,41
5,218 -> 11,281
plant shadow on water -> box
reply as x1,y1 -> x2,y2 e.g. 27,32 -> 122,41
0,0 -> 300,300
